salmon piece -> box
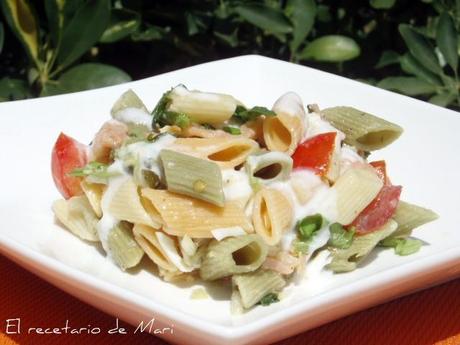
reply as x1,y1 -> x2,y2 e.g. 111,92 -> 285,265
91,120 -> 128,163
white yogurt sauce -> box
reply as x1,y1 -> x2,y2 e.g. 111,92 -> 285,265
340,144 -> 365,175
268,169 -> 337,252
113,107 -> 152,128
221,168 -> 252,202
116,133 -> 176,177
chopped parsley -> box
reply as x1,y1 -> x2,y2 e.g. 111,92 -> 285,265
328,223 -> 355,249
258,293 -> 279,306
232,105 -> 276,123
297,214 -> 324,241
380,237 -> 423,256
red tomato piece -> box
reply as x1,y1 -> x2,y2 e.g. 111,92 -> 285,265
370,160 -> 391,185
51,132 -> 88,199
350,185 -> 402,234
292,132 -> 337,176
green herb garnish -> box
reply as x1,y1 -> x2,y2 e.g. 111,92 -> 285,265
223,126 -> 241,135
69,161 -> 118,179
258,293 -> 279,306
328,223 -> 355,249
151,89 -> 191,129
297,214 -> 324,241
380,237 -> 423,256
232,105 -> 276,123
202,123 -> 215,130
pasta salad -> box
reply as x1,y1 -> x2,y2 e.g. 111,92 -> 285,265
51,85 -> 438,311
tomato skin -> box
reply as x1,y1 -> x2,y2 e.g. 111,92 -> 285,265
349,160 -> 401,234
370,160 -> 391,185
51,132 -> 88,199
350,185 -> 402,234
292,132 -> 337,176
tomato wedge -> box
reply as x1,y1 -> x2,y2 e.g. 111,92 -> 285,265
51,132 -> 88,199
370,160 -> 391,185
349,159 -> 402,234
292,132 -> 337,176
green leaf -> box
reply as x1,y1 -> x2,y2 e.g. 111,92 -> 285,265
0,0 -> 39,65
299,35 -> 360,62
0,77 -> 29,101
55,63 -> 131,94
375,50 -> 400,68
57,0 -> 110,70
234,4 -> 292,34
214,29 -> 239,48
436,12 -> 458,72
44,0 -> 64,47
399,24 -> 443,75
370,0 -> 396,9
428,92 -> 457,107
131,25 -> 168,42
0,21 -> 4,54
285,0 -> 316,54
100,9 -> 140,43
400,53 -> 443,86
377,76 -> 438,96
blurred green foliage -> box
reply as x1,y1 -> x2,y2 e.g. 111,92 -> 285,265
0,0 -> 459,110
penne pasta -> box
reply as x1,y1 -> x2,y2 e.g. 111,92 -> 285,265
391,201 -> 439,238
80,180 -> 104,218
107,178 -> 161,228
252,188 -> 293,246
171,137 -> 258,169
332,167 -> 383,225
200,234 -> 268,280
53,196 -> 99,242
232,269 -> 286,309
263,92 -> 306,155
108,222 -> 144,270
133,224 -> 178,272
142,188 -> 253,237
322,106 -> 403,151
328,219 -> 397,272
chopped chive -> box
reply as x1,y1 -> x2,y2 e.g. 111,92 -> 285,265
69,161 -> 119,179
328,223 -> 355,249
258,293 -> 279,306
232,105 -> 276,123
297,214 -> 324,241
223,126 -> 241,135
380,237 -> 423,256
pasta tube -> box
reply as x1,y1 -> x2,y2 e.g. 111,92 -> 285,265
108,222 -> 144,270
322,106 -> 403,151
168,85 -> 238,124
160,149 -> 225,206
252,188 -> 293,246
263,92 -> 306,155
332,167 -> 383,225
53,196 -> 99,242
133,224 -> 178,272
171,137 -> 258,169
245,151 -> 293,186
200,234 -> 268,280
142,189 -> 253,237
232,269 -> 286,309
328,219 -> 397,272
391,201 -> 439,238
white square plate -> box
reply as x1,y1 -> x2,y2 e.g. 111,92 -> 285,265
1,55 -> 459,345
